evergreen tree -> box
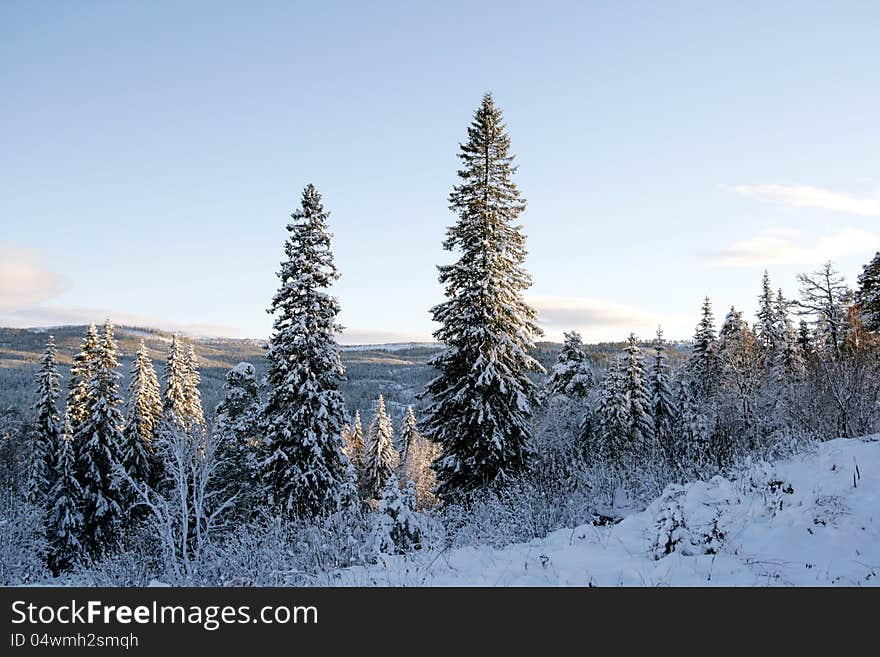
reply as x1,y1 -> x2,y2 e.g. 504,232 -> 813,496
67,324 -> 100,433
259,184 -> 349,518
344,410 -> 365,478
650,328 -> 677,463
774,290 -> 805,381
423,93 -> 544,501
376,474 -> 422,554
75,320 -> 126,555
183,343 -> 205,429
621,334 -> 654,450
397,406 -> 420,465
755,270 -> 779,367
215,362 -> 261,508
855,251 -> 880,331
46,417 -> 83,575
797,320 -> 813,355
30,335 -> 62,506
162,334 -> 189,424
684,297 -> 721,401
592,357 -> 629,465
362,395 -> 399,500
122,341 -> 161,489
542,331 -> 596,400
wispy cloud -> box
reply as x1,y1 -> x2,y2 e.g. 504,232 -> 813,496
728,184 -> 880,216
709,227 -> 879,267
529,295 -> 686,342
0,244 -> 67,310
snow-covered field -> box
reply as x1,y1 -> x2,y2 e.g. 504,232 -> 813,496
334,437 -> 880,586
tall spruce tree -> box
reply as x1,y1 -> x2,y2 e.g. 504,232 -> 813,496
362,395 -> 399,500
162,334 -> 189,424
345,410 -> 365,478
423,93 -> 544,501
542,331 -> 596,400
215,362 -> 261,509
592,357 -> 629,465
259,184 -> 349,518
183,343 -> 205,429
30,335 -> 62,507
855,251 -> 880,331
755,270 -> 779,368
621,334 -> 654,450
397,406 -> 420,466
75,320 -> 126,554
650,328 -> 677,463
685,297 -> 721,402
774,289 -> 805,381
46,417 -> 83,575
122,341 -> 161,489
67,324 -> 100,434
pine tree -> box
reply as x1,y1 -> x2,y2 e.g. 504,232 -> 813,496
46,417 -> 83,575
797,320 -> 813,355
259,184 -> 349,518
685,297 -> 721,401
397,406 -> 420,465
542,331 -> 596,400
344,410 -> 365,477
183,343 -> 205,429
650,328 -> 677,464
122,341 -> 161,489
376,474 -> 422,554
621,334 -> 654,451
423,93 -> 544,501
362,395 -> 399,500
592,357 -> 629,465
855,251 -> 880,331
67,324 -> 100,433
774,290 -> 805,381
162,334 -> 189,424
215,362 -> 261,508
30,335 -> 62,507
755,270 -> 779,368
75,320 -> 126,555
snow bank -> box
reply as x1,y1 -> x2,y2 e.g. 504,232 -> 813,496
333,437 -> 880,586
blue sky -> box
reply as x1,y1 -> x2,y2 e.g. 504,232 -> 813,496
2,1 -> 879,343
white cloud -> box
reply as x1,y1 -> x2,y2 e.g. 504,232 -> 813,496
728,184 -> 880,216
0,244 -> 67,310
710,227 -> 880,267
528,295 -> 686,342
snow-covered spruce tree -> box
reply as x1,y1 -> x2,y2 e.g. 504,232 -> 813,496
397,405 -> 420,465
67,324 -> 100,434
29,335 -> 62,507
856,251 -> 880,332
344,410 -> 365,477
376,474 -> 423,554
717,306 -> 762,454
362,395 -> 399,500
542,331 -> 595,400
774,289 -> 805,382
122,340 -> 161,491
423,93 -> 544,502
259,184 -> 349,518
684,297 -> 721,402
754,270 -> 779,369
214,362 -> 261,514
75,320 -> 126,555
621,334 -> 654,452
162,334 -> 189,424
650,328 -> 677,465
46,418 -> 83,575
183,343 -> 205,429
592,356 -> 629,465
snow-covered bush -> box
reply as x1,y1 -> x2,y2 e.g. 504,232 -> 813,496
375,475 -> 425,554
740,460 -> 795,516
652,485 -> 690,559
0,485 -> 48,585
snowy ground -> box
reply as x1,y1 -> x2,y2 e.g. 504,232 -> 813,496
332,437 -> 880,586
